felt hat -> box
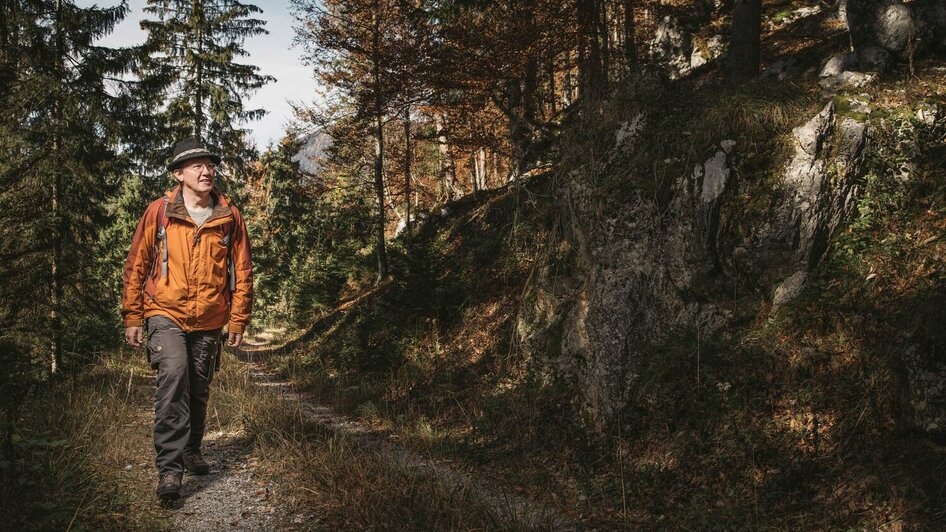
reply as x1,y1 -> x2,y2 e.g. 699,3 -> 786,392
167,137 -> 221,171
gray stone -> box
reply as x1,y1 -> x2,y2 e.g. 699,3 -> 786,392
614,113 -> 645,148
875,2 -> 916,53
820,52 -> 857,78
818,70 -> 879,91
689,35 -> 726,69
772,271 -> 808,307
858,46 -> 891,71
649,16 -> 693,79
846,0 -> 917,60
763,55 -> 803,80
845,96 -> 874,117
700,150 -> 729,203
768,4 -> 823,29
916,101 -> 941,126
792,102 -> 834,158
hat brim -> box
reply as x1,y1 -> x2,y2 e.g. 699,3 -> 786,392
167,150 -> 222,172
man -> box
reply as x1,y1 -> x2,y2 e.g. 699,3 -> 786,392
122,137 -> 253,500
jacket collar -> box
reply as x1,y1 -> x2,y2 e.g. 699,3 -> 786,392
164,185 -> 232,224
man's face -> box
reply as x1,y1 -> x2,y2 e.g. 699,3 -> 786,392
174,157 -> 215,194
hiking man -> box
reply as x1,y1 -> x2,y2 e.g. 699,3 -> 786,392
121,137 -> 253,500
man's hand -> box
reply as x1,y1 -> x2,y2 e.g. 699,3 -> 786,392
125,326 -> 144,347
226,332 -> 243,347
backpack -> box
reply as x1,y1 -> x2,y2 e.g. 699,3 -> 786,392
152,196 -> 237,293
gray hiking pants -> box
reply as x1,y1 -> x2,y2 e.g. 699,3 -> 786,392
147,315 -> 220,474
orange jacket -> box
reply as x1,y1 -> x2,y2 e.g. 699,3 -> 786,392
122,186 -> 253,334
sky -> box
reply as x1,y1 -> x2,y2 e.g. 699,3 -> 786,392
77,0 -> 317,150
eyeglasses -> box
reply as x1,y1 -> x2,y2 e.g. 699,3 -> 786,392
184,162 -> 216,172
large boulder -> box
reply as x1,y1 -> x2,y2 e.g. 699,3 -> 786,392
846,0 -> 917,60
846,0 -> 946,61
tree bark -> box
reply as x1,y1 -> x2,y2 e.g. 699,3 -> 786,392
563,48 -> 574,107
523,57 -> 538,127
434,112 -> 458,201
506,77 -> 525,177
547,43 -> 557,116
50,0 -> 65,376
599,0 -> 611,87
477,147 -> 487,190
193,0 -> 204,136
372,9 -> 388,280
578,0 -> 605,102
403,106 -> 411,243
727,0 -> 762,80
624,0 -> 638,72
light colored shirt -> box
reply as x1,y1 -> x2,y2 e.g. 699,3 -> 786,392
186,203 -> 214,228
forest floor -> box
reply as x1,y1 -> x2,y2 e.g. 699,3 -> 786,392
6,322 -> 577,530
236,331 -> 573,530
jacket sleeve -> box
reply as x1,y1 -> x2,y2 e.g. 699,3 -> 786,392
121,201 -> 158,328
227,206 -> 253,334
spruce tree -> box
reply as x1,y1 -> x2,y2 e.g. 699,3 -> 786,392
137,0 -> 275,181
0,0 -> 131,378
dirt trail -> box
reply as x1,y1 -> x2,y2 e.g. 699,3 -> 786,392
236,331 -> 581,531
166,430 -> 285,531
159,318 -> 578,530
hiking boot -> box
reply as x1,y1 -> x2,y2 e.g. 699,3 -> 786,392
156,471 -> 182,500
182,449 -> 210,475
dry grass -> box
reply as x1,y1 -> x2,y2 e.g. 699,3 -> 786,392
0,349 -> 171,530
2,342 -> 539,530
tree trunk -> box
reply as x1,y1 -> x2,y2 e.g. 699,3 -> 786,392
523,56 -> 538,126
547,43 -> 557,116
506,77 -> 525,178
470,152 -> 479,193
727,0 -> 762,80
624,0 -> 638,72
372,10 -> 388,281
50,0 -> 64,376
563,48 -> 574,107
476,147 -> 487,190
403,106 -> 411,243
578,0 -> 605,102
434,112 -> 458,201
599,0 -> 611,88
373,112 -> 388,280
193,0 -> 204,136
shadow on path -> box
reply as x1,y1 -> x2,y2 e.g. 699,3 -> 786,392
161,431 -> 283,530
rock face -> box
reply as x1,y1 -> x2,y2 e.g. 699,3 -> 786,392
648,17 -> 693,79
519,102 -> 869,429
291,132 -> 333,175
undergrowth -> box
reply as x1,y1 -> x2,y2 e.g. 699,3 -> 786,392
264,70 -> 946,528
0,350 -> 170,530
